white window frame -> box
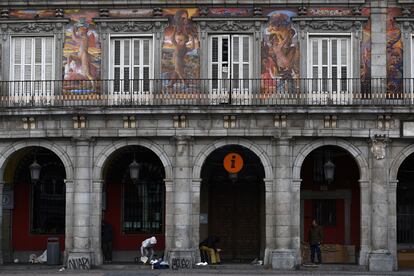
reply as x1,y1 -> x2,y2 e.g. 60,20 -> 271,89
308,34 -> 352,91
208,34 -> 253,104
10,36 -> 55,104
108,35 -> 154,105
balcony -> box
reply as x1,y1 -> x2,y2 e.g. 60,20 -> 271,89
0,78 -> 413,108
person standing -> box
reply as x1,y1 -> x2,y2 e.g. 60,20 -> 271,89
101,220 -> 113,263
309,219 -> 323,264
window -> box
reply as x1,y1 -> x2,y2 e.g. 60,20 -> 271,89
123,162 -> 164,234
10,37 -> 54,98
313,199 -> 336,227
309,37 -> 351,92
209,35 -> 252,104
111,38 -> 152,94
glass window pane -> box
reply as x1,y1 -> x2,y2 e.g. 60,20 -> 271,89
134,40 -> 140,66
233,36 -> 239,62
242,36 -> 249,62
124,40 -> 130,66
322,40 -> 328,65
312,40 -> 318,66
222,37 -> 228,62
341,39 -> 347,65
332,39 -> 337,65
212,37 -> 218,63
114,40 -> 121,66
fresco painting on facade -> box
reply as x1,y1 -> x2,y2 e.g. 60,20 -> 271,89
386,8 -> 403,94
361,8 -> 371,81
161,9 -> 199,91
108,9 -> 153,18
261,9 -> 299,94
308,8 -> 352,17
9,9 -> 55,19
63,10 -> 101,94
208,8 -> 252,17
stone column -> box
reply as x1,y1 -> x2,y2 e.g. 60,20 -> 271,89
64,180 -> 74,264
191,178 -> 202,263
368,137 -> 394,271
67,138 -> 92,270
271,138 -> 296,269
263,178 -> 274,266
359,180 -> 371,266
168,136 -> 196,269
388,180 -> 398,269
91,180 -> 104,266
0,181 -> 4,265
291,179 -> 302,265
164,179 -> 174,259
370,0 -> 387,91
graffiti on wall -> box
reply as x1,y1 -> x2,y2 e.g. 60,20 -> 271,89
261,9 -> 299,91
161,9 -> 199,89
63,10 -> 101,94
386,8 -> 403,93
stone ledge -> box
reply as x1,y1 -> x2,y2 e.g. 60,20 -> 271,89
368,251 -> 395,272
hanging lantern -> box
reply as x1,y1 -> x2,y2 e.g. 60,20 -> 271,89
29,159 -> 41,183
129,159 -> 140,182
323,160 -> 335,184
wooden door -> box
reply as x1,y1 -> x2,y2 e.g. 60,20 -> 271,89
209,181 -> 260,261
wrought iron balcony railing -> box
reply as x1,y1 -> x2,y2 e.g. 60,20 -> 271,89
0,78 -> 413,107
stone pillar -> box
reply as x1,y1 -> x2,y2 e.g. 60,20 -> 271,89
388,180 -> 398,269
291,179 -> 302,265
64,180 -> 74,264
271,138 -> 296,269
67,138 -> 92,270
191,179 -> 202,263
0,181 -> 4,265
164,179 -> 174,259
359,180 -> 371,266
91,180 -> 104,266
368,137 -> 394,271
263,178 -> 274,266
168,136 -> 196,269
370,0 -> 387,93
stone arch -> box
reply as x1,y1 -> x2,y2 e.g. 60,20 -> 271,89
0,140 -> 74,180
389,144 -> 414,182
292,138 -> 369,182
93,138 -> 173,181
193,137 -> 273,180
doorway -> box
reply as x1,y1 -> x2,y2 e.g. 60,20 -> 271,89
200,145 -> 264,262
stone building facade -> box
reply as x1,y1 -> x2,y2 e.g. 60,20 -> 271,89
0,0 -> 413,272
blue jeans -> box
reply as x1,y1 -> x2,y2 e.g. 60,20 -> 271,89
310,244 -> 322,264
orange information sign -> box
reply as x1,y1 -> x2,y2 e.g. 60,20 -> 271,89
223,153 -> 244,173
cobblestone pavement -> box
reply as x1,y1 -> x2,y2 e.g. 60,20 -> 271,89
0,265 -> 414,276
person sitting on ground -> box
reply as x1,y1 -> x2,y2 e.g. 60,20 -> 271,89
140,236 -> 157,264
199,235 -> 221,264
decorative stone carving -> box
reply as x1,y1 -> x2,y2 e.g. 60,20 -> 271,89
253,7 -> 262,17
353,6 -> 362,16
307,20 -> 355,31
0,9 -> 9,19
0,20 -> 68,37
298,6 -> 307,16
108,22 -> 153,32
99,9 -> 109,18
153,8 -> 163,17
55,9 -> 64,18
370,136 -> 389,160
205,21 -> 254,31
402,7 -> 411,17
199,7 -> 209,17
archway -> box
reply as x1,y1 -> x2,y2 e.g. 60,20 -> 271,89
300,145 -> 360,264
199,145 -> 265,262
102,145 -> 165,262
3,146 -> 66,263
396,152 -> 414,268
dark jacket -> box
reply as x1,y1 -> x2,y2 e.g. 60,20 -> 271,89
309,225 -> 323,245
199,236 -> 219,250
101,221 -> 113,243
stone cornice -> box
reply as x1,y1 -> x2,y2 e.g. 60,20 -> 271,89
0,1 -> 367,8
0,19 -> 69,34
94,17 -> 167,34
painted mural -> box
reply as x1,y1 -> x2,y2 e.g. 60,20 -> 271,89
361,8 -> 371,81
161,9 -> 199,89
208,8 -> 252,17
308,8 -> 352,17
63,10 -> 101,94
108,9 -> 152,18
386,8 -> 403,93
9,9 -> 55,19
261,9 -> 299,91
